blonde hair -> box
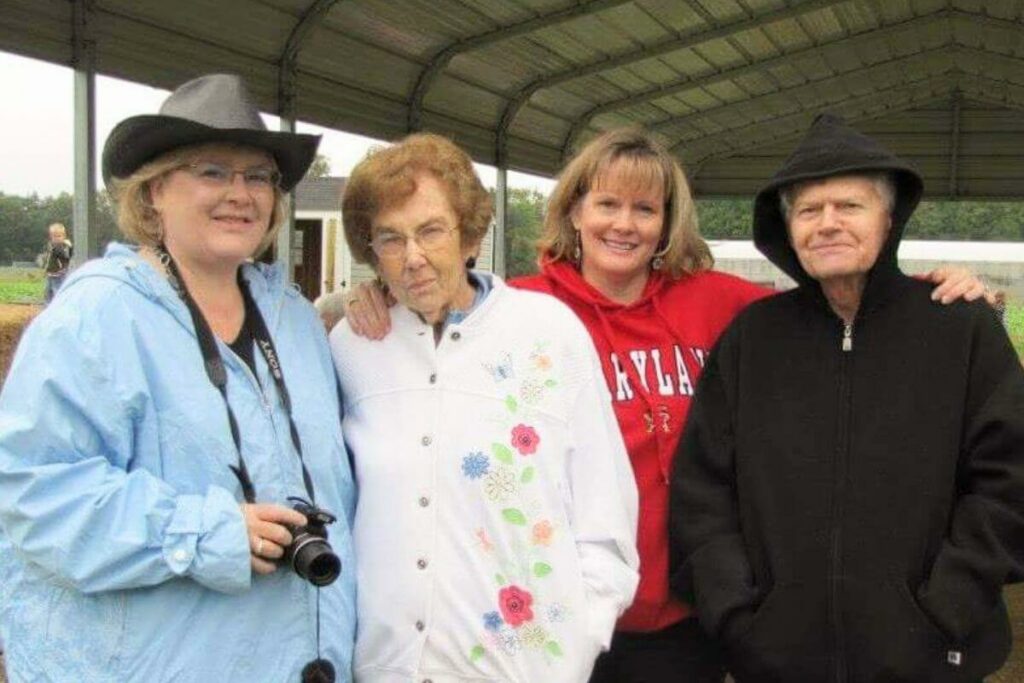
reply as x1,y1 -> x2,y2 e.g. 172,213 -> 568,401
48,223 -> 68,238
539,127 -> 712,277
108,143 -> 287,256
342,133 -> 492,265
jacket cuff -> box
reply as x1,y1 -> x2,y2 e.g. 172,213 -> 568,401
162,487 -> 251,594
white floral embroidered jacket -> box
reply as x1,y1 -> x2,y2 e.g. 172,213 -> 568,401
331,276 -> 639,683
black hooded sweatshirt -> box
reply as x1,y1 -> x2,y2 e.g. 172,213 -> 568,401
669,114 -> 1024,683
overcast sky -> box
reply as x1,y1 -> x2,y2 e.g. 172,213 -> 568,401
0,50 -> 554,198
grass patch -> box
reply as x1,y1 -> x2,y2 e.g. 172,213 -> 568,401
0,268 -> 44,304
1005,303 -> 1024,360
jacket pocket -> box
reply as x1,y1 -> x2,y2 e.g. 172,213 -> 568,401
845,578 -> 1007,683
725,582 -> 829,682
42,587 -> 126,679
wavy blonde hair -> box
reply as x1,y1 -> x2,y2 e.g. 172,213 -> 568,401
539,127 -> 711,277
108,143 -> 287,256
342,133 -> 492,265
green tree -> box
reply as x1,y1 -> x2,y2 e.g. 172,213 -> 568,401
0,191 -> 120,264
503,188 -> 546,277
305,154 -> 331,179
696,199 -> 752,239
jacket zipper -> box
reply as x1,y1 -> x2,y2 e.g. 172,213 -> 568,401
829,318 -> 854,682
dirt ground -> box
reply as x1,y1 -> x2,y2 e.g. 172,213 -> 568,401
0,303 -> 40,390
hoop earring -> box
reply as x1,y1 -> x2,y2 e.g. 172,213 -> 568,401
652,255 -> 664,270
572,230 -> 582,266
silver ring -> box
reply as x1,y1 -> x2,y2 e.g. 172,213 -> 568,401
255,537 -> 265,556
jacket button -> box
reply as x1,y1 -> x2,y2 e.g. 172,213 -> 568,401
415,620 -> 425,631
450,331 -> 461,341
429,373 -> 437,384
417,558 -> 428,570
419,496 -> 430,507
421,435 -> 431,446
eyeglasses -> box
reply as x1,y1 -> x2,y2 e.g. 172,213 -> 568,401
180,162 -> 281,190
370,224 -> 455,259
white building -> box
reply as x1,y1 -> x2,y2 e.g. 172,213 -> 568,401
711,240 -> 1024,298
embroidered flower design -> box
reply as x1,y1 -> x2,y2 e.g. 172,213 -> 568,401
545,602 -> 567,623
520,623 -> 548,649
510,424 -> 540,455
483,611 -> 503,631
475,527 -> 494,553
498,585 -> 534,627
483,468 -> 517,502
483,353 -> 514,382
531,520 -> 553,546
532,353 -> 552,371
518,378 -> 544,405
491,626 -> 522,655
462,452 -> 490,479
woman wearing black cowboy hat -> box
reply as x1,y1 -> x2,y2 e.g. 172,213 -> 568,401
0,74 -> 356,683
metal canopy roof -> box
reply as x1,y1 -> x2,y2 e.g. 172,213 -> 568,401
3,0 -> 1024,198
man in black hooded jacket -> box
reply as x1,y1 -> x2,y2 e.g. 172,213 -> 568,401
669,113 -> 1024,683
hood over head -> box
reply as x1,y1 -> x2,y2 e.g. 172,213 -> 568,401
752,113 -> 923,286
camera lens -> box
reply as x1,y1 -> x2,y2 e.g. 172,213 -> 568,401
291,534 -> 341,587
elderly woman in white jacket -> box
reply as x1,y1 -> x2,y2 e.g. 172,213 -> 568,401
330,132 -> 639,683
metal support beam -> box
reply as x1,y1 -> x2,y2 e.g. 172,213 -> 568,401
496,0 -> 847,166
72,0 -> 97,263
949,89 -> 961,198
281,0 -> 341,68
680,73 -> 959,162
277,115 -> 297,280
493,168 -> 508,277
275,0 -> 341,278
407,0 -> 631,132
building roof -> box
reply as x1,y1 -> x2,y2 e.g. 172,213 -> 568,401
3,0 -> 1024,200
295,176 -> 346,212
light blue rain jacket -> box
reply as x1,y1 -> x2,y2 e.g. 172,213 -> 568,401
0,243 -> 356,682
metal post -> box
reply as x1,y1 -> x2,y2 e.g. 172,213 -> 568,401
949,89 -> 961,199
72,0 -> 97,263
277,117 -> 297,280
277,58 -> 297,280
493,167 -> 508,277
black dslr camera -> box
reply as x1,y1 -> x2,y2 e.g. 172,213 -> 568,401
284,497 -> 341,587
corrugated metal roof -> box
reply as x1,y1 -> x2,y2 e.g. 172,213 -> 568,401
2,0 -> 1023,198
295,176 -> 346,212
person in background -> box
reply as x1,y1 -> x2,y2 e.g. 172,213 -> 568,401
671,113 -> 1024,683
331,132 -> 639,683
0,74 -> 356,682
343,127 -> 991,683
41,222 -> 73,304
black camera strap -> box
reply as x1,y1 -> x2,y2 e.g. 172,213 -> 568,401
157,247 -> 335,682
155,246 -> 316,505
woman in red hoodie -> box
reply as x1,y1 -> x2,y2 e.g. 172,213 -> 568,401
512,128 -> 764,681
343,128 -> 987,683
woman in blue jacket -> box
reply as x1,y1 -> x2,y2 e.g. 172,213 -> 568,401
0,74 -> 356,682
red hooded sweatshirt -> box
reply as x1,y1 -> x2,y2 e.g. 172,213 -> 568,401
513,260 -> 769,632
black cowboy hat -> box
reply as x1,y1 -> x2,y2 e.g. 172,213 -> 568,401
102,73 -> 320,191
